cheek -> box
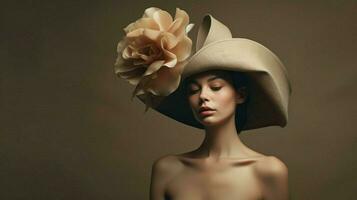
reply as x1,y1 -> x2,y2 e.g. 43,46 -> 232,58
187,95 -> 202,122
216,90 -> 237,113
188,95 -> 198,108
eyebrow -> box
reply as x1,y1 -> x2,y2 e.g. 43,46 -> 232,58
188,76 -> 222,85
207,76 -> 220,82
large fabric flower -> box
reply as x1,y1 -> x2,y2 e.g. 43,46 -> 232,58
114,7 -> 194,107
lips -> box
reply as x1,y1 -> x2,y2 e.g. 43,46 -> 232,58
199,106 -> 214,112
198,106 -> 216,116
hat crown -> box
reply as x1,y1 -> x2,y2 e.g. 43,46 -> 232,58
196,15 -> 233,51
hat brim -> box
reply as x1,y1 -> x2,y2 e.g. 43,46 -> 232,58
138,38 -> 291,131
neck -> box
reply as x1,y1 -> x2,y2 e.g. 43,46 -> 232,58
197,115 -> 249,160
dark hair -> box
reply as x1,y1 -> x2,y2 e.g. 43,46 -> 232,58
184,70 -> 250,134
231,71 -> 250,134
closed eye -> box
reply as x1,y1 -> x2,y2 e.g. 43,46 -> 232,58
187,86 -> 200,95
188,89 -> 199,95
211,86 -> 222,91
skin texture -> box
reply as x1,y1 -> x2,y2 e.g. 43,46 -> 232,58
150,71 -> 289,200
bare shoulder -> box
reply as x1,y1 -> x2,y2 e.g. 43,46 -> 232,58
253,156 -> 289,199
151,154 -> 183,182
253,156 -> 288,181
152,154 -> 183,170
150,155 -> 184,199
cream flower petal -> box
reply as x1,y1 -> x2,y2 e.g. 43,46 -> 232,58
144,60 -> 165,76
170,36 -> 192,61
127,29 -> 161,46
123,45 -> 141,59
123,22 -> 136,33
118,67 -> 145,78
133,36 -> 151,46
163,54 -> 177,68
137,53 -> 150,62
174,8 -> 189,28
153,10 -> 173,31
167,18 -> 183,34
134,88 -> 145,96
132,51 -> 144,59
122,46 -> 132,59
160,50 -> 177,68
126,28 -> 144,37
133,59 -> 147,65
115,62 -> 143,73
145,63 -> 183,96
116,39 -> 127,51
117,74 -> 141,85
160,38 -> 178,68
169,8 -> 190,39
116,40 -> 129,61
127,77 -> 142,85
172,25 -> 186,41
114,55 -> 124,69
142,29 -> 161,41
143,7 -> 161,18
160,32 -> 178,49
133,18 -> 159,30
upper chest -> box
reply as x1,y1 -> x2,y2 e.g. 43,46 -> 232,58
165,159 -> 264,200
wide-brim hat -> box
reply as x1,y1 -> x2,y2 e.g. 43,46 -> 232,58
138,14 -> 292,131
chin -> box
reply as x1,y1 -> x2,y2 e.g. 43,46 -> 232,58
197,113 -> 235,128
198,116 -> 224,127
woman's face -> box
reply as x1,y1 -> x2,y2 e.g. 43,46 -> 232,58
186,71 -> 245,127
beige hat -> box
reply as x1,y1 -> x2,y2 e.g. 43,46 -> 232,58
137,14 -> 292,131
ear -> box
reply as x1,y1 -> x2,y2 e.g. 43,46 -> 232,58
235,86 -> 247,104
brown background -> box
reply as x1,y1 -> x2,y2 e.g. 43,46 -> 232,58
1,0 -> 357,199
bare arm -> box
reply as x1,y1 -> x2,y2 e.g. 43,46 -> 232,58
256,156 -> 289,200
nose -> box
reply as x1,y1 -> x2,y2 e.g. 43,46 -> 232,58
198,86 -> 210,104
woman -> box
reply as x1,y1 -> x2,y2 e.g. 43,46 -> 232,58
147,14 -> 292,200
114,8 -> 292,200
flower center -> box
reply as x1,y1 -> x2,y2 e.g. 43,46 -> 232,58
138,43 -> 163,61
